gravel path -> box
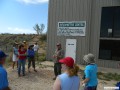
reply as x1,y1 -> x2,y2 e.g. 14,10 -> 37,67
6,61 -> 117,90
8,67 -> 54,90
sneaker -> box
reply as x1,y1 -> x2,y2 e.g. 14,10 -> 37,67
23,74 -> 25,76
34,69 -> 37,72
53,77 -> 56,80
28,70 -> 31,73
18,74 -> 21,77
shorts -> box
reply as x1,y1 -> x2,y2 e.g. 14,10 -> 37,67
13,54 -> 18,62
84,86 -> 97,90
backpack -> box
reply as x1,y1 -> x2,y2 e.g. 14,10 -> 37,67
27,49 -> 35,58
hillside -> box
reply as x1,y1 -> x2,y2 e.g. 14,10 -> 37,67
0,34 -> 47,64
0,34 -> 46,50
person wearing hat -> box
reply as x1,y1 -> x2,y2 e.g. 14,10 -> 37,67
23,41 -> 28,62
53,57 -> 80,90
12,42 -> 19,70
33,42 -> 39,52
18,44 -> 27,77
23,41 -> 28,51
27,45 -> 37,72
82,53 -> 98,90
0,50 -> 11,90
33,42 -> 39,61
53,43 -> 64,80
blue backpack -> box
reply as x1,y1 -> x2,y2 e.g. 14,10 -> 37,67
27,49 -> 35,58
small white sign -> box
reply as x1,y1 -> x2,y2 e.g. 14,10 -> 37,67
108,29 -> 112,33
104,87 -> 119,90
57,21 -> 86,36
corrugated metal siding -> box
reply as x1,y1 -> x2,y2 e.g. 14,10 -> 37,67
90,0 -> 120,68
47,0 -> 92,64
47,0 -> 120,68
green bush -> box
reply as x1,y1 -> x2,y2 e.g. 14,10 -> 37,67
40,34 -> 47,42
98,72 -> 120,81
37,53 -> 46,62
39,55 -> 46,62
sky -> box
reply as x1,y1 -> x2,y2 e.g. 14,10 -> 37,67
0,0 -> 49,34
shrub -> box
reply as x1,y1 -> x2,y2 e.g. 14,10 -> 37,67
39,55 -> 46,62
40,34 -> 47,42
98,72 -> 120,81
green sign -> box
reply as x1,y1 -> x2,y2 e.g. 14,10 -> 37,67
57,21 -> 86,36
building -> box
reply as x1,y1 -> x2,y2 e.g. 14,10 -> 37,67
47,0 -> 120,68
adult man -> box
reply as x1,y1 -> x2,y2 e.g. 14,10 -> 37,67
53,43 -> 64,80
33,42 -> 39,52
33,42 -> 39,61
0,50 -> 10,90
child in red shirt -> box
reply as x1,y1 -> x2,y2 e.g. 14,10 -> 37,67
18,44 -> 27,77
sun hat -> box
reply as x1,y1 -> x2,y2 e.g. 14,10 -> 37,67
23,41 -> 26,43
56,43 -> 61,46
83,53 -> 95,63
0,50 -> 8,59
59,57 -> 74,68
15,42 -> 19,45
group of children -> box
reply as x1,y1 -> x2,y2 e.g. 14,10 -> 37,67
12,41 -> 39,77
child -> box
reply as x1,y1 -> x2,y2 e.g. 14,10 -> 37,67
27,45 -> 37,72
0,50 -> 11,90
12,43 -> 18,70
82,54 -> 98,90
18,44 -> 27,77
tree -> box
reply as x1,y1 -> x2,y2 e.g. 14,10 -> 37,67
33,24 -> 40,35
33,24 -> 45,35
40,24 -> 45,34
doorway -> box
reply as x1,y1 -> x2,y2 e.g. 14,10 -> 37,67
65,39 -> 77,61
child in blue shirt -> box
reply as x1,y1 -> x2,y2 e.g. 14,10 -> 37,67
82,53 -> 98,90
27,45 -> 37,72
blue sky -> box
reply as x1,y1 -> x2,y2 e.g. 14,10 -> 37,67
0,0 -> 49,34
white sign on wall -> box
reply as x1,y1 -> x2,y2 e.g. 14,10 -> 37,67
57,21 -> 86,36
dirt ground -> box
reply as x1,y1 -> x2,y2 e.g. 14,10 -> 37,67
7,61 -> 118,90
8,67 -> 54,90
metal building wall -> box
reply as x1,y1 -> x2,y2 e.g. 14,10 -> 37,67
90,0 -> 120,68
47,0 -> 120,68
47,0 -> 92,64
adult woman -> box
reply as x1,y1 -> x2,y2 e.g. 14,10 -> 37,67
82,53 -> 98,90
12,43 -> 18,70
53,57 -> 80,90
18,44 -> 27,77
27,45 -> 37,72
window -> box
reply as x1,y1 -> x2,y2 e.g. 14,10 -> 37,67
100,7 -> 114,37
113,7 -> 120,37
99,40 -> 120,61
100,7 -> 120,38
99,6 -> 120,61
